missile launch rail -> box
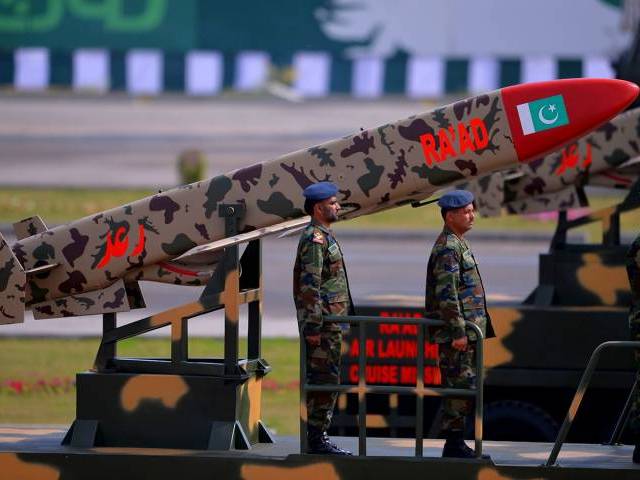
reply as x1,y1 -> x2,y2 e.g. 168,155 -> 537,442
62,203 -> 274,450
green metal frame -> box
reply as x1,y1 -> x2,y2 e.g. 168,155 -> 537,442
546,340 -> 640,466
299,315 -> 485,458
550,179 -> 640,249
607,376 -> 639,445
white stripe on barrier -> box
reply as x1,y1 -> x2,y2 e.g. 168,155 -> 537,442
406,56 -> 444,98
469,56 -> 498,93
7,49 -> 614,97
73,49 -> 109,92
126,49 -> 163,96
186,51 -> 223,96
583,56 -> 615,78
293,52 -> 330,98
15,48 -> 49,91
522,56 -> 557,83
352,57 -> 384,98
234,51 -> 270,91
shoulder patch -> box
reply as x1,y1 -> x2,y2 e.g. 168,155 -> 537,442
312,231 -> 325,244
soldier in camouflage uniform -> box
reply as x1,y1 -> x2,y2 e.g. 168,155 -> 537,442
625,234 -> 640,464
425,190 -> 495,459
293,181 -> 354,456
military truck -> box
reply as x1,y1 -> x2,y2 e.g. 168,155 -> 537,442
331,196 -> 638,443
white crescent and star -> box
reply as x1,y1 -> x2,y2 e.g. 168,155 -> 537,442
538,104 -> 559,125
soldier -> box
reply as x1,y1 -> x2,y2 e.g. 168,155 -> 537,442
625,234 -> 640,464
425,190 -> 495,459
293,181 -> 354,455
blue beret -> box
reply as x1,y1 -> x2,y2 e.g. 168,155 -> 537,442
437,190 -> 474,210
303,182 -> 338,201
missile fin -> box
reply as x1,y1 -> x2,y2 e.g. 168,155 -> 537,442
505,186 -> 587,215
0,232 -> 25,324
31,278 -> 131,320
175,216 -> 310,262
13,216 -> 48,240
24,263 -> 59,276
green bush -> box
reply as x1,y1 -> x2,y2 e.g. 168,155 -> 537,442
177,149 -> 207,185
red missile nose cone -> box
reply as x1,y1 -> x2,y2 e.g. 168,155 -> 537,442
501,78 -> 639,162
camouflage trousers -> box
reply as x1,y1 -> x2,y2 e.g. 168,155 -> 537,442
305,329 -> 343,432
628,309 -> 640,438
439,341 -> 477,432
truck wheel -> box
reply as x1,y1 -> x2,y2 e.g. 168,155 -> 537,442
481,400 -> 559,442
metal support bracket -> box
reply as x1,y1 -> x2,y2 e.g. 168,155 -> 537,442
208,421 -> 251,450
62,419 -> 99,448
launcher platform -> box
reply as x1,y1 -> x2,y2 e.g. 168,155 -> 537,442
1,425 -> 638,480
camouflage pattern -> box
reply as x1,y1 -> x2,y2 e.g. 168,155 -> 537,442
425,227 -> 494,433
425,227 -> 494,343
30,278 -> 135,319
626,234 -> 640,438
294,222 -> 352,431
439,341 -> 476,431
0,80 -> 634,325
0,235 -> 25,322
458,171 -> 505,217
305,330 -> 344,431
588,157 -> 640,190
2,428 -> 634,480
461,107 -> 640,217
13,215 -> 47,240
293,222 -> 352,336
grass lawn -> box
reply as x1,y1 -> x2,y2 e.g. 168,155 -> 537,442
0,187 -> 636,242
0,337 -> 300,436
0,188 -> 154,224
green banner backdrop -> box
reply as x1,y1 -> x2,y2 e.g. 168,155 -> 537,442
0,0 -> 344,54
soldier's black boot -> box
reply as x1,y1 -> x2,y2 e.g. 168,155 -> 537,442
442,430 -> 491,460
307,426 -> 353,455
633,443 -> 640,464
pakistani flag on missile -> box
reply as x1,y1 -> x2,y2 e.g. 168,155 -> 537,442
517,94 -> 569,135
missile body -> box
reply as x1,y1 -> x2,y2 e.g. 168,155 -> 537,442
1,79 -> 637,323
504,107 -> 640,214
463,106 -> 640,216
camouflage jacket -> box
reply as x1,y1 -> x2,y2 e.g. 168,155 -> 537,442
293,222 -> 353,336
425,227 -> 495,343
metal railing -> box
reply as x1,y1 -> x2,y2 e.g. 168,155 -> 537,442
299,315 -> 485,458
546,340 -> 640,466
607,376 -> 639,446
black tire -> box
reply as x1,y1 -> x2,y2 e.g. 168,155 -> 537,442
479,400 -> 559,442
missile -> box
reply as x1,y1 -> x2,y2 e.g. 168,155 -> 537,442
461,106 -> 640,216
0,78 -> 637,324
587,157 -> 640,190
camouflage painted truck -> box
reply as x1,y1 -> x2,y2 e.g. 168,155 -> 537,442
334,106 -> 640,443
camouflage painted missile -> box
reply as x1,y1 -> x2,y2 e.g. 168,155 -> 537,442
588,157 -> 640,189
0,79 -> 637,324
461,106 -> 640,216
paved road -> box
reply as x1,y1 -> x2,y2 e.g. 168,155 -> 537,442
0,95 -> 433,188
